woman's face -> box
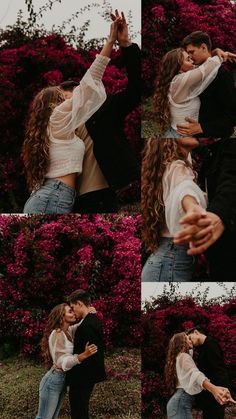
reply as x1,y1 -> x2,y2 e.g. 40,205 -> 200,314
63,305 -> 76,324
180,51 -> 194,72
185,334 -> 193,349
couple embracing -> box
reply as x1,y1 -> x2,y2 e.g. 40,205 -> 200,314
142,31 -> 236,281
35,290 -> 105,419
166,326 -> 235,418
23,10 -> 140,215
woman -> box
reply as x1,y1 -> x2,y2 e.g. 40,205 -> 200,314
141,138 -> 208,281
165,332 -> 235,418
35,303 -> 97,419
153,47 -> 235,137
23,18 -> 120,214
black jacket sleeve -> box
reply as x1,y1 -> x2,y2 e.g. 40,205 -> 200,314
207,140 -> 236,232
112,43 -> 141,117
200,70 -> 236,138
203,338 -> 230,387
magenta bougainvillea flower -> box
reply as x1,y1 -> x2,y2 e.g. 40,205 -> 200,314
0,214 -> 141,355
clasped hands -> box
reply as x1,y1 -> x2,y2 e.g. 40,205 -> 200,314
214,386 -> 236,405
108,10 -> 131,47
173,205 -> 225,255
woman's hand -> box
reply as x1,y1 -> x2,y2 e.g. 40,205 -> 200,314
212,48 -> 236,63
107,16 -> 122,44
77,342 -> 98,362
88,306 -> 97,314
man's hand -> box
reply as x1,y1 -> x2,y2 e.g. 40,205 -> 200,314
174,211 -> 225,255
177,117 -> 203,136
111,10 -> 132,47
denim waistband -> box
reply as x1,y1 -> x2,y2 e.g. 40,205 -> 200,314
44,178 -> 75,192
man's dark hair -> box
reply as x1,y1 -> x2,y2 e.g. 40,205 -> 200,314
182,31 -> 212,51
185,326 -> 206,335
67,289 -> 91,306
60,80 -> 79,91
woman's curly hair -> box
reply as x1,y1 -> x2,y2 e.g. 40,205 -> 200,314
141,138 -> 193,253
164,332 -> 190,394
22,86 -> 65,191
153,48 -> 184,134
41,303 -> 68,368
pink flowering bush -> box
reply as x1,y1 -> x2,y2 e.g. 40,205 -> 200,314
143,0 -> 236,94
0,214 -> 141,356
142,288 -> 236,418
0,28 -> 140,211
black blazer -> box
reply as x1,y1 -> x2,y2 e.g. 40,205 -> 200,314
198,67 -> 236,138
85,43 -> 141,191
195,336 -> 230,410
198,139 -> 236,279
66,314 -> 106,386
200,139 -> 236,232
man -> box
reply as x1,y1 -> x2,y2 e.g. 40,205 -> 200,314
60,11 -> 141,213
186,326 -> 231,419
174,31 -> 236,280
66,290 -> 106,419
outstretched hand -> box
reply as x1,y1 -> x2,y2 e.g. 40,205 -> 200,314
111,10 -> 131,46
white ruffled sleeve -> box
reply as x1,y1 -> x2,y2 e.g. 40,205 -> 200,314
170,56 -> 222,103
163,160 -> 207,235
49,54 -> 110,139
176,352 -> 208,395
49,330 -> 80,372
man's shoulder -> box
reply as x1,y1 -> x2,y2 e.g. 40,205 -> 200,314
204,335 -> 221,349
214,66 -> 235,83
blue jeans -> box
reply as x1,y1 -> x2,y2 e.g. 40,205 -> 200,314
141,237 -> 194,282
167,389 -> 194,419
35,368 -> 66,419
24,179 -> 76,214
163,127 -> 183,138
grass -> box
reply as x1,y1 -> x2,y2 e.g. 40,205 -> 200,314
0,348 -> 141,419
142,96 -> 159,139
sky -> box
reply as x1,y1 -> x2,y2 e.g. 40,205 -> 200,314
0,0 -> 141,44
142,282 -> 236,305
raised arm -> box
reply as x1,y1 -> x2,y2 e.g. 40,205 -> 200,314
171,56 -> 222,103
111,10 -> 141,116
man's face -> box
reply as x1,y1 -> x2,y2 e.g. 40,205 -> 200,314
185,43 -> 208,65
70,301 -> 83,319
188,331 -> 199,347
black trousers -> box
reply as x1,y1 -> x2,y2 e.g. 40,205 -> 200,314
202,404 -> 225,419
74,188 -> 118,213
69,383 -> 94,419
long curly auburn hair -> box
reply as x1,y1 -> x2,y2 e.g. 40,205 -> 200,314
22,86 -> 65,191
164,332 -> 190,394
153,48 -> 184,134
141,138 -> 193,253
41,303 -> 68,368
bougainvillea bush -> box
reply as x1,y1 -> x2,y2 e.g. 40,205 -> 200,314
0,4 -> 141,212
142,0 -> 236,95
142,286 -> 236,418
0,214 -> 141,356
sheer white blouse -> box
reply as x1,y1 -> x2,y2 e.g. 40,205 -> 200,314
176,352 -> 207,395
48,324 -> 80,372
46,54 -> 110,178
169,56 -> 222,130
162,158 -> 207,236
